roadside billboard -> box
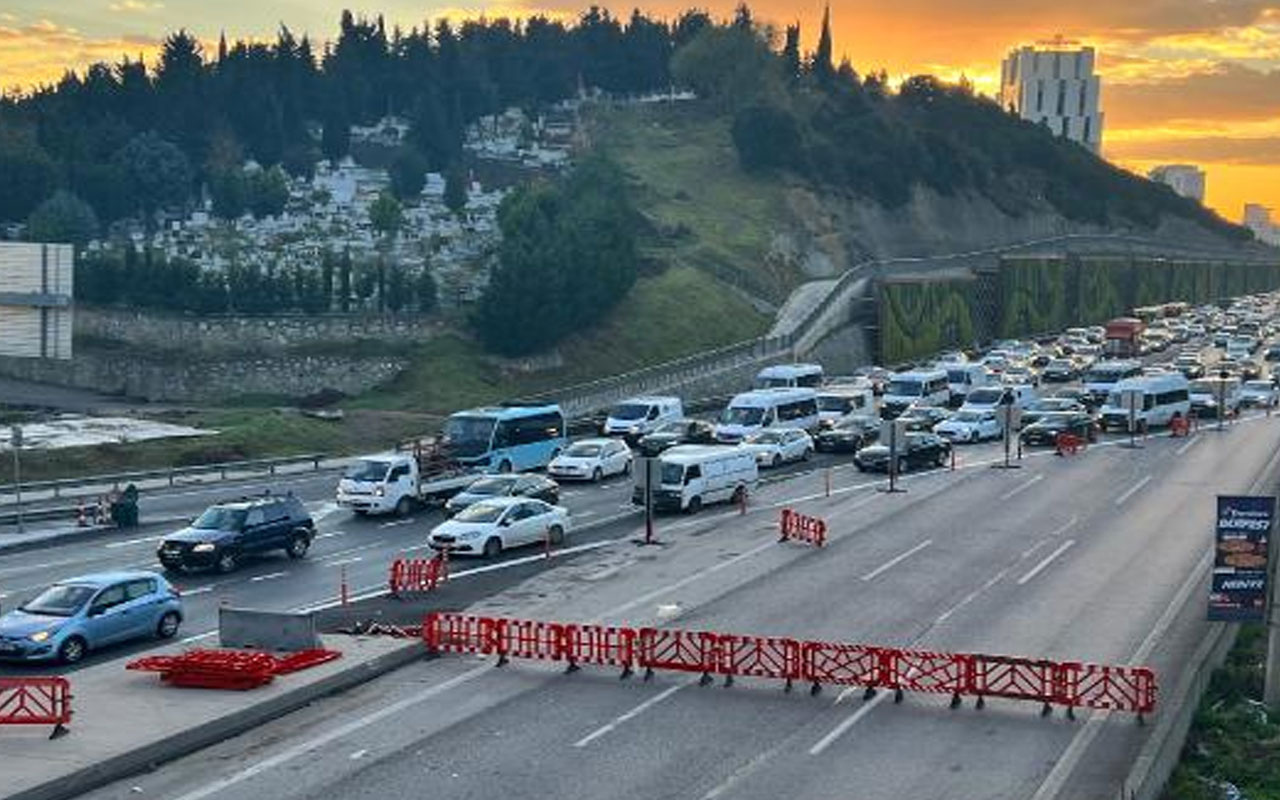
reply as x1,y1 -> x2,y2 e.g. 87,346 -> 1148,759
1208,495 -> 1274,622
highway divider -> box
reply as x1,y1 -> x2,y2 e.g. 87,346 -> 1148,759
779,508 -> 826,547
423,612 -> 1157,718
0,677 -> 72,738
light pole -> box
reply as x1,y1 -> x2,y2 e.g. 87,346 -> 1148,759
9,425 -> 22,533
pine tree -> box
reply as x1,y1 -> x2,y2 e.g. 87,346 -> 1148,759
813,5 -> 834,83
782,24 -> 801,81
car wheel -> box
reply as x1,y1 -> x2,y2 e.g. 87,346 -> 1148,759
497,460 -> 512,473
592,467 -> 603,482
771,454 -> 782,468
802,447 -> 813,462
216,550 -> 239,574
286,533 -> 310,560
686,496 -> 702,514
896,457 -> 909,474
156,611 -> 181,639
395,496 -> 413,517
483,537 -> 502,559
547,525 -> 565,545
58,636 -> 87,665
970,431 -> 979,443
623,460 -> 633,476
731,485 -> 747,505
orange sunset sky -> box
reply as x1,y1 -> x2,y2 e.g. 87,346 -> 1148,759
2,0 -> 1278,225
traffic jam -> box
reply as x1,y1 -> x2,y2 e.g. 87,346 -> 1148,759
5,293 -> 1279,666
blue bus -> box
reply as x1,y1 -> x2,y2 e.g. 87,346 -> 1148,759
443,404 -> 568,473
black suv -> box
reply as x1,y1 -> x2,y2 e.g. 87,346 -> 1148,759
636,419 -> 716,457
157,495 -> 315,574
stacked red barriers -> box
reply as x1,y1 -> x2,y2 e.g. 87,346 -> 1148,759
126,648 -> 342,689
388,555 -> 449,596
423,612 -> 1157,717
779,508 -> 826,547
0,677 -> 72,738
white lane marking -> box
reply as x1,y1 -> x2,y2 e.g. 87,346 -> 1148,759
936,568 -> 1010,624
1176,436 -> 1200,456
379,518 -> 417,528
310,503 -> 341,523
250,571 -> 289,583
318,541 -> 386,562
573,684 -> 685,747
1029,547 -> 1215,800
861,540 -> 932,582
577,510 -> 598,518
999,474 -> 1044,501
1114,475 -> 1152,506
325,557 -> 363,567
1016,540 -> 1077,586
105,533 -> 169,549
316,531 -> 347,540
166,663 -> 494,800
179,586 -> 214,596
808,692 -> 891,756
1020,516 -> 1079,559
348,749 -> 368,760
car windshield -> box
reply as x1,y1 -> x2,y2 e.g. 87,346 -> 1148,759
443,415 -> 497,458
836,416 -> 874,430
1036,413 -> 1075,429
886,380 -> 923,397
467,476 -> 517,495
1190,380 -> 1218,394
610,404 -> 648,421
1032,399 -> 1072,411
344,460 -> 391,481
20,584 -> 96,617
660,462 -> 685,484
1047,360 -> 1071,369
566,443 -> 603,457
1245,381 -> 1272,391
817,396 -> 852,412
748,431 -> 784,444
719,406 -> 765,426
967,388 -> 1004,405
953,411 -> 985,422
454,503 -> 505,523
652,421 -> 687,435
946,369 -> 970,382
193,506 -> 247,531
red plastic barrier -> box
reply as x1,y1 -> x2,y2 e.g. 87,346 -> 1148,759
637,627 -> 720,680
274,649 -> 344,675
1054,432 -> 1084,456
1169,417 -> 1190,437
127,648 -> 343,689
389,555 -> 449,596
0,677 -> 72,737
422,613 -> 1158,716
779,508 -> 827,547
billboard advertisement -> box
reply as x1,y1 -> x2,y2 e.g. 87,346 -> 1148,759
1208,495 -> 1274,622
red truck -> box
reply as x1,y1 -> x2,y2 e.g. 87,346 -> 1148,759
1104,317 -> 1146,358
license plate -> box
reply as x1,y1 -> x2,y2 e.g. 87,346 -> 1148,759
0,642 -> 19,653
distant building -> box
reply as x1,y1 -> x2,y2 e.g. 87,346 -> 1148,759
999,38 -> 1104,153
0,243 -> 73,360
1149,164 -> 1206,203
1244,204 -> 1280,247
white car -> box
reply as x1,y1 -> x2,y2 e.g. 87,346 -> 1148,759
428,497 -> 571,558
933,409 -> 1002,443
739,428 -> 813,468
1240,380 -> 1279,408
548,438 -> 632,482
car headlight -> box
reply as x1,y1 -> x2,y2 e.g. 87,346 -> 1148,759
29,630 -> 53,643
374,486 -> 385,497
460,530 -> 481,540
629,425 -> 640,433
192,542 -> 216,553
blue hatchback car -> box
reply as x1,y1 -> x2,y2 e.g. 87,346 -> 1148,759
0,571 -> 183,664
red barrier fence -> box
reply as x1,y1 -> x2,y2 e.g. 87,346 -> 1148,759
422,612 -> 1157,717
0,677 -> 72,738
389,554 -> 449,597
127,648 -> 342,690
779,508 -> 826,547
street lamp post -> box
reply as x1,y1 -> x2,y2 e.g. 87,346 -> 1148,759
9,425 -> 22,533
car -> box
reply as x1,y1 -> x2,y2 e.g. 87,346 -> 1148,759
444,474 -> 560,516
636,419 -> 717,457
428,497 -> 571,558
1240,380 -> 1279,408
548,438 -> 633,482
1048,386 -> 1090,404
898,404 -> 951,432
932,409 -> 1002,443
1240,360 -> 1263,380
157,495 -> 315,574
1264,344 -> 1280,362
1019,411 -> 1098,447
1040,359 -> 1078,382
813,414 -> 880,453
1002,364 -> 1040,387
854,433 -> 951,473
1020,397 -> 1087,427
0,571 -> 182,664
740,428 -> 814,467
1175,357 -> 1205,379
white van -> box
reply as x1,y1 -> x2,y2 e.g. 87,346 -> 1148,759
1082,361 -> 1143,407
714,388 -> 820,443
816,384 -> 875,427
959,384 -> 1039,415
633,445 -> 758,513
943,364 -> 995,406
603,396 -> 683,440
880,369 -> 951,418
754,363 -> 825,389
1099,374 -> 1190,432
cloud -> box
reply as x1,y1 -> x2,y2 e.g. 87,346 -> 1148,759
0,19 -> 160,90
1104,63 -> 1280,127
1109,135 -> 1280,166
108,0 -> 165,12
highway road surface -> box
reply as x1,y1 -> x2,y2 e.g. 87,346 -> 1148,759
46,408 -> 1280,800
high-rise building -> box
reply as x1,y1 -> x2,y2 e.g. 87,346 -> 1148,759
1244,204 -> 1280,246
1148,164 -> 1206,204
999,38 -> 1104,153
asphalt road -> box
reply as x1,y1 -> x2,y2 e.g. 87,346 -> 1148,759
52,399 -> 1280,800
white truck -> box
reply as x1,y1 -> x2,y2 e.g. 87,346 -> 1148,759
335,439 -> 482,516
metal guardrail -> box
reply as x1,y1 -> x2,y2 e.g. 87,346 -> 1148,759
0,453 -> 330,502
